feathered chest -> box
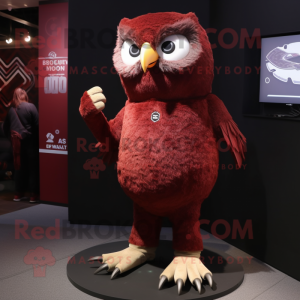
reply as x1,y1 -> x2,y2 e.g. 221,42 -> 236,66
117,98 -> 219,213
120,99 -> 214,152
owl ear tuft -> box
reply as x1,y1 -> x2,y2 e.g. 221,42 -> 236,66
185,12 -> 199,24
120,17 -> 130,24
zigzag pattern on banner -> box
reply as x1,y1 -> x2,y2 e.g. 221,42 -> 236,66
0,56 -> 35,107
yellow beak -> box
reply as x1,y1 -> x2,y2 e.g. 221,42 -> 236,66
140,42 -> 159,72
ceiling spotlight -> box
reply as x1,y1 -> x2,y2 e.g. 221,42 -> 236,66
25,35 -> 31,42
6,38 -> 13,44
24,4 -> 28,7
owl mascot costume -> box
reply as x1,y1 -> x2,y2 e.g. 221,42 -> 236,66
80,12 -> 246,295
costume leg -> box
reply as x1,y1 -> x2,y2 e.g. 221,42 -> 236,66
129,203 -> 162,247
168,200 -> 203,252
159,201 -> 213,294
89,203 -> 162,278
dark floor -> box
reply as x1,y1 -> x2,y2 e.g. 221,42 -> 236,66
0,191 -> 38,215
1,204 -> 299,300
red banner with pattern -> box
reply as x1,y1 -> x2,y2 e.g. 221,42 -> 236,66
39,2 -> 68,204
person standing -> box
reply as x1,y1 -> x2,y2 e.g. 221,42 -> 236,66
2,88 -> 39,203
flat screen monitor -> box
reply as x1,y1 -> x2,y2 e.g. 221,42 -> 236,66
259,33 -> 300,104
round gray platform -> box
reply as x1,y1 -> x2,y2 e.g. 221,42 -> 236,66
67,240 -> 244,300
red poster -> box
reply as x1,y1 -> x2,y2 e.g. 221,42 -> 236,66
39,2 -> 68,204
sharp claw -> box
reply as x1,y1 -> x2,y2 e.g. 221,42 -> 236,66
111,268 -> 120,280
176,279 -> 184,295
194,278 -> 202,294
94,263 -> 108,274
205,273 -> 213,287
88,256 -> 103,262
158,275 -> 168,290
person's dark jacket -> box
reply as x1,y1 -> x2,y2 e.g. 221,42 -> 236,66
3,102 -> 39,139
2,102 -> 39,169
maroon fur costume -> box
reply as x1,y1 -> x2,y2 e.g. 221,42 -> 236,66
80,12 -> 246,253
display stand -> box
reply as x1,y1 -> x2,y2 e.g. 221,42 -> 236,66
67,240 -> 244,300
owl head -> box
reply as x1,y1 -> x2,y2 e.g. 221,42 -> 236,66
113,12 -> 214,102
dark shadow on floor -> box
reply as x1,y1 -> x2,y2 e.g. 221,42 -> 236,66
0,191 -> 38,215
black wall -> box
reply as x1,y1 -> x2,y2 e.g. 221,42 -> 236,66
204,0 -> 300,281
68,0 -> 300,281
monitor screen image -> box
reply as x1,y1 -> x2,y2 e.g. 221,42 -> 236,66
259,33 -> 300,104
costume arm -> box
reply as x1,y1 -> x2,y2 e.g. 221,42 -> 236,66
207,93 -> 246,168
79,91 -> 125,164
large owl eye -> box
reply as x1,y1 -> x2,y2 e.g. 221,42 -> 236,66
121,40 -> 141,65
129,44 -> 140,57
157,35 -> 190,61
